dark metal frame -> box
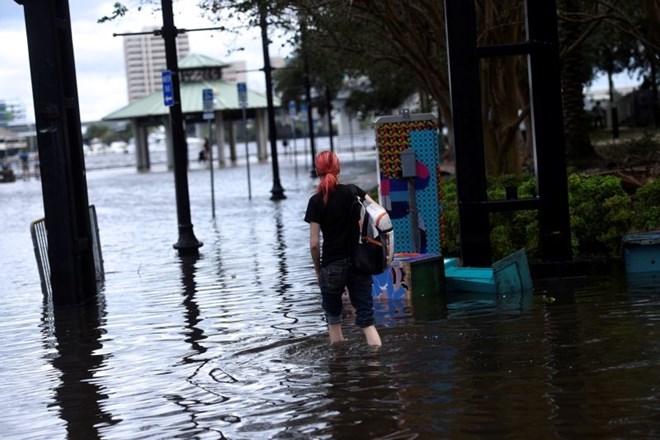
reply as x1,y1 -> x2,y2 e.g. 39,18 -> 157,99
444,0 -> 572,267
18,0 -> 98,304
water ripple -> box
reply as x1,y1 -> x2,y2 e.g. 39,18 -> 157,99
2,155 -> 660,438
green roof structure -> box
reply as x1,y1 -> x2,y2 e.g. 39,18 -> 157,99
103,79 -> 275,120
178,53 -> 229,69
100,53 -> 278,170
102,53 -> 278,121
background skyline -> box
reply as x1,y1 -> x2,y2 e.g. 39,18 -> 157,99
0,0 -> 291,124
0,0 -> 642,125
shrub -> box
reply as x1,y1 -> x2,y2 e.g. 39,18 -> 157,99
632,179 -> 660,231
440,172 -> 642,260
439,177 -> 460,257
568,173 -> 632,256
440,173 -> 539,260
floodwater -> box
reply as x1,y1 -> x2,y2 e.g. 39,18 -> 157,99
1,142 -> 660,439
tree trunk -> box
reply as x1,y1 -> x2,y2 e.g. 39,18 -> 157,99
477,0 -> 527,177
558,0 -> 596,162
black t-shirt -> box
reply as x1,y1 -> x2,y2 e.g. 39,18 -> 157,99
304,183 -> 365,266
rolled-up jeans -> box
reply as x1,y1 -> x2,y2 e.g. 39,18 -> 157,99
319,258 -> 375,328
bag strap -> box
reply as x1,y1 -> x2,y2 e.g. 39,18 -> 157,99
348,184 -> 370,239
360,201 -> 369,238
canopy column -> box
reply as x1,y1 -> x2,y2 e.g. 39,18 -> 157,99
227,120 -> 237,164
163,115 -> 174,171
256,108 -> 268,162
214,111 -> 226,167
133,120 -> 150,171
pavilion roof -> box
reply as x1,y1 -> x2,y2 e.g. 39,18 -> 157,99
178,53 -> 229,69
103,78 -> 276,121
103,53 -> 276,121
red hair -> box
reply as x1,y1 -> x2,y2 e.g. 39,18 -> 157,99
315,150 -> 340,205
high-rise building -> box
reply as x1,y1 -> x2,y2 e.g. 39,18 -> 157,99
0,99 -> 28,127
123,27 -> 190,102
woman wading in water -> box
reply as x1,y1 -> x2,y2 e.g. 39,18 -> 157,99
304,151 -> 382,346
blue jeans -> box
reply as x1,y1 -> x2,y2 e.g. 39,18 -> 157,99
319,258 -> 375,328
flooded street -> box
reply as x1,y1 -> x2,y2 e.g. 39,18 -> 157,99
1,145 -> 660,439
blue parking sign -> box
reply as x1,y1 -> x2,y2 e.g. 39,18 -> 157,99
237,82 -> 247,108
162,70 -> 174,106
203,88 -> 214,120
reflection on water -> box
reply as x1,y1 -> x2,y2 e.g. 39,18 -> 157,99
1,152 -> 660,438
42,295 -> 118,438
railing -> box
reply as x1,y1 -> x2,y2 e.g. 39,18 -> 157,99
30,205 -> 105,296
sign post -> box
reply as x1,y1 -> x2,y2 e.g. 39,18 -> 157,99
288,100 -> 298,176
237,82 -> 252,200
160,0 -> 202,254
202,88 -> 216,218
300,102 -> 308,170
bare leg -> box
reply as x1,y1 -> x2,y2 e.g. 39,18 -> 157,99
361,325 -> 382,346
328,323 -> 345,344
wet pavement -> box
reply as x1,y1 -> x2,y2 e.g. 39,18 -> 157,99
1,143 -> 660,439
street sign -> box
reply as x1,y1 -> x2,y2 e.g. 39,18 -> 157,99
300,103 -> 308,121
237,82 -> 247,108
202,88 -> 214,120
288,100 -> 297,119
162,70 -> 174,107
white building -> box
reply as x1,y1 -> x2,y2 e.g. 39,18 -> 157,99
123,27 -> 190,102
0,99 -> 28,126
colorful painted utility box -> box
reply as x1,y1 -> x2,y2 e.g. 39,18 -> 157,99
371,253 -> 445,301
371,113 -> 444,301
373,113 -> 442,255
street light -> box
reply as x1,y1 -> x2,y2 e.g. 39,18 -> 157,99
259,3 -> 286,200
161,0 -> 203,254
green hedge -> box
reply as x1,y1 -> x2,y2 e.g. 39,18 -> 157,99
439,173 -> 660,260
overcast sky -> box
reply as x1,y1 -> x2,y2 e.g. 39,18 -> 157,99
0,0 -> 291,124
1,1 -> 641,125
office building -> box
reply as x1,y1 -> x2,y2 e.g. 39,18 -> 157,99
123,27 -> 190,102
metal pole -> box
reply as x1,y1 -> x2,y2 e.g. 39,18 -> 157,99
208,123 -> 216,218
259,3 -> 285,200
161,0 -> 202,254
291,120 -> 298,177
19,0 -> 97,305
301,19 -> 317,177
444,0 -> 491,267
349,112 -> 355,162
408,178 -> 420,253
302,113 -> 308,170
243,107 -> 252,200
326,87 -> 334,153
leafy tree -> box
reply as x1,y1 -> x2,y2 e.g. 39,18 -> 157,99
558,0 -> 660,159
103,0 -> 655,174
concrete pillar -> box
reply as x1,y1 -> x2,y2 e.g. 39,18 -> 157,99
214,111 -> 226,167
227,120 -> 237,164
256,109 -> 269,162
133,120 -> 150,171
163,116 -> 174,170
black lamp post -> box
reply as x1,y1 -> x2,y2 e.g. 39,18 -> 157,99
161,0 -> 203,253
259,2 -> 286,200
300,18 -> 317,177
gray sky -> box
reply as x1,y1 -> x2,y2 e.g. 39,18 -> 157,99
1,1 -> 640,124
0,0 -> 290,123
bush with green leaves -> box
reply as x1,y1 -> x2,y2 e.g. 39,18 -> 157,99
568,173 -> 632,256
440,172 -> 647,261
631,178 -> 660,231
439,174 -> 540,260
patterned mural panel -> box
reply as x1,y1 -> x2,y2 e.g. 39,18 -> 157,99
375,115 -> 442,256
